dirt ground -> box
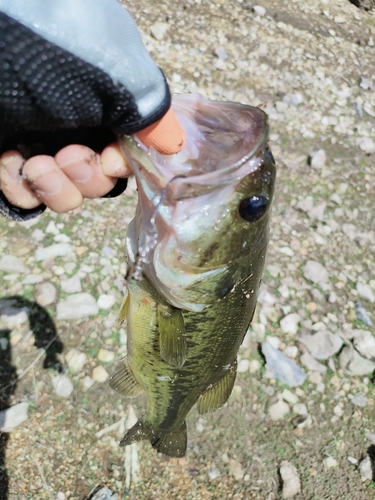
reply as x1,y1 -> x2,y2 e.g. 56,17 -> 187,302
1,0 -> 375,499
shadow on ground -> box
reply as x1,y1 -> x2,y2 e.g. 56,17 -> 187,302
0,296 -> 63,499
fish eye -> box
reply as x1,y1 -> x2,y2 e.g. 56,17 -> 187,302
239,195 -> 268,222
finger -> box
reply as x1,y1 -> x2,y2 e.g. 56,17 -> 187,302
0,150 -> 41,209
101,142 -> 133,177
55,145 -> 117,198
22,155 -> 83,212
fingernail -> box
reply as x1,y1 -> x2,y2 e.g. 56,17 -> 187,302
0,156 -> 24,181
60,160 -> 93,183
101,148 -> 131,176
24,170 -> 63,197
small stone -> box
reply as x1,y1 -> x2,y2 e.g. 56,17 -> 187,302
253,5 -> 266,16
262,342 -> 307,387
365,429 -> 375,444
356,283 -> 375,303
353,330 -> 375,360
150,22 -> 168,41
293,403 -> 308,415
0,402 -> 29,432
333,405 -> 344,417
359,137 -> 375,155
295,196 -> 313,212
0,255 -> 28,274
56,293 -> 99,320
282,390 -> 299,405
300,351 -> 327,373
208,467 -> 221,480
237,359 -> 250,373
351,393 -> 367,407
308,203 -> 326,221
280,313 -> 301,335
265,336 -> 281,349
215,47 -> 228,61
229,459 -> 244,480
22,274 -> 44,285
297,330 -> 342,360
339,346 -> 375,376
328,291 -> 337,304
269,399 -> 290,421
309,371 -> 323,384
347,456 -> 358,465
56,492 -> 66,500
90,486 -> 118,500
61,275 -> 82,293
355,301 -> 373,327
65,348 -> 87,373
31,228 -> 45,241
52,375 -> 73,398
92,366 -> 109,383
309,149 -> 326,169
303,261 -> 328,284
35,243 -> 72,261
97,349 -> 115,363
249,359 -> 261,373
46,221 -> 59,235
323,456 -> 337,469
81,376 -> 95,392
359,456 -> 372,482
35,282 -> 57,307
284,346 -> 298,359
280,461 -> 301,499
0,308 -> 28,329
97,294 -> 116,310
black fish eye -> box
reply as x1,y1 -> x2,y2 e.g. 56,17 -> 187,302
239,195 -> 268,222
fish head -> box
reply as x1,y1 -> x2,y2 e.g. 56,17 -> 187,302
120,94 -> 276,311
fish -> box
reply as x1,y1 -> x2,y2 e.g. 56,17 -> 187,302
110,94 -> 276,457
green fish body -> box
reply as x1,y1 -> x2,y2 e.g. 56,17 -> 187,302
111,94 -> 276,457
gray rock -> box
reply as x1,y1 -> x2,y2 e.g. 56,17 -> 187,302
97,294 -> 116,310
149,22 -> 168,41
303,260 -> 328,284
269,399 -> 290,421
359,137 -> 375,154
0,255 -> 28,274
22,274 -> 44,285
215,47 -> 228,61
253,5 -> 266,16
280,313 -> 301,335
52,375 -> 73,397
351,393 -> 367,407
355,301 -> 373,327
309,149 -> 326,169
359,456 -> 373,482
65,348 -> 87,373
353,330 -> 375,360
61,274 -> 82,293
261,342 -> 307,387
35,282 -> 57,307
356,283 -> 375,303
280,461 -> 301,499
56,293 -> 99,320
35,243 -> 72,261
307,203 -> 326,221
90,487 -> 118,500
300,351 -> 327,373
295,196 -> 314,212
339,346 -> 375,376
0,402 -> 29,431
297,330 -> 343,360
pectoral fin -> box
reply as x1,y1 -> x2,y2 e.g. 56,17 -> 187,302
197,360 -> 237,414
157,304 -> 187,367
117,290 -> 130,326
109,358 -> 143,397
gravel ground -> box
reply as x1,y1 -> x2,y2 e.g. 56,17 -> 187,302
1,0 -> 375,499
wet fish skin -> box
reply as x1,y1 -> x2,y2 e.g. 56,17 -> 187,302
110,96 -> 276,457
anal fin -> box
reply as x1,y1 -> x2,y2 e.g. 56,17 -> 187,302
109,358 -> 143,397
157,304 -> 187,367
197,360 -> 237,414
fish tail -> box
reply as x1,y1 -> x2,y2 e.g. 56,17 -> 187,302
120,418 -> 187,458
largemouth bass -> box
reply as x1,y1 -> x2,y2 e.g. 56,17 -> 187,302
111,94 -> 276,457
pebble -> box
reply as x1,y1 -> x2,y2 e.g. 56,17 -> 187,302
356,283 -> 375,303
0,308 -> 28,329
61,275 -> 82,293
303,261 -> 328,284
353,330 -> 375,360
333,405 -> 343,417
284,346 -> 298,359
280,313 -> 301,335
237,359 -> 250,373
35,243 -> 72,261
350,393 -> 367,407
81,376 -> 95,392
269,399 -> 290,421
52,375 -> 73,398
280,461 -> 301,499
208,467 -> 221,480
309,149 -> 326,169
66,348 -> 87,373
55,492 -> 66,500
97,349 -> 115,363
282,389 -> 299,405
347,456 -> 358,465
323,456 -> 337,469
97,294 -> 116,310
355,301 -> 373,327
293,403 -> 308,415
253,5 -> 266,16
35,282 -> 57,307
0,402 -> 29,432
300,351 -> 327,373
339,346 -> 375,376
229,459 -> 244,480
249,359 -> 261,373
22,274 -> 44,285
359,456 -> 373,482
295,196 -> 313,213
262,342 -> 307,387
265,335 -> 281,349
0,255 -> 28,274
90,487 -> 118,500
358,137 -> 375,154
149,22 -> 168,41
56,293 -> 99,320
297,330 -> 342,360
309,371 -> 323,384
92,366 -> 109,383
